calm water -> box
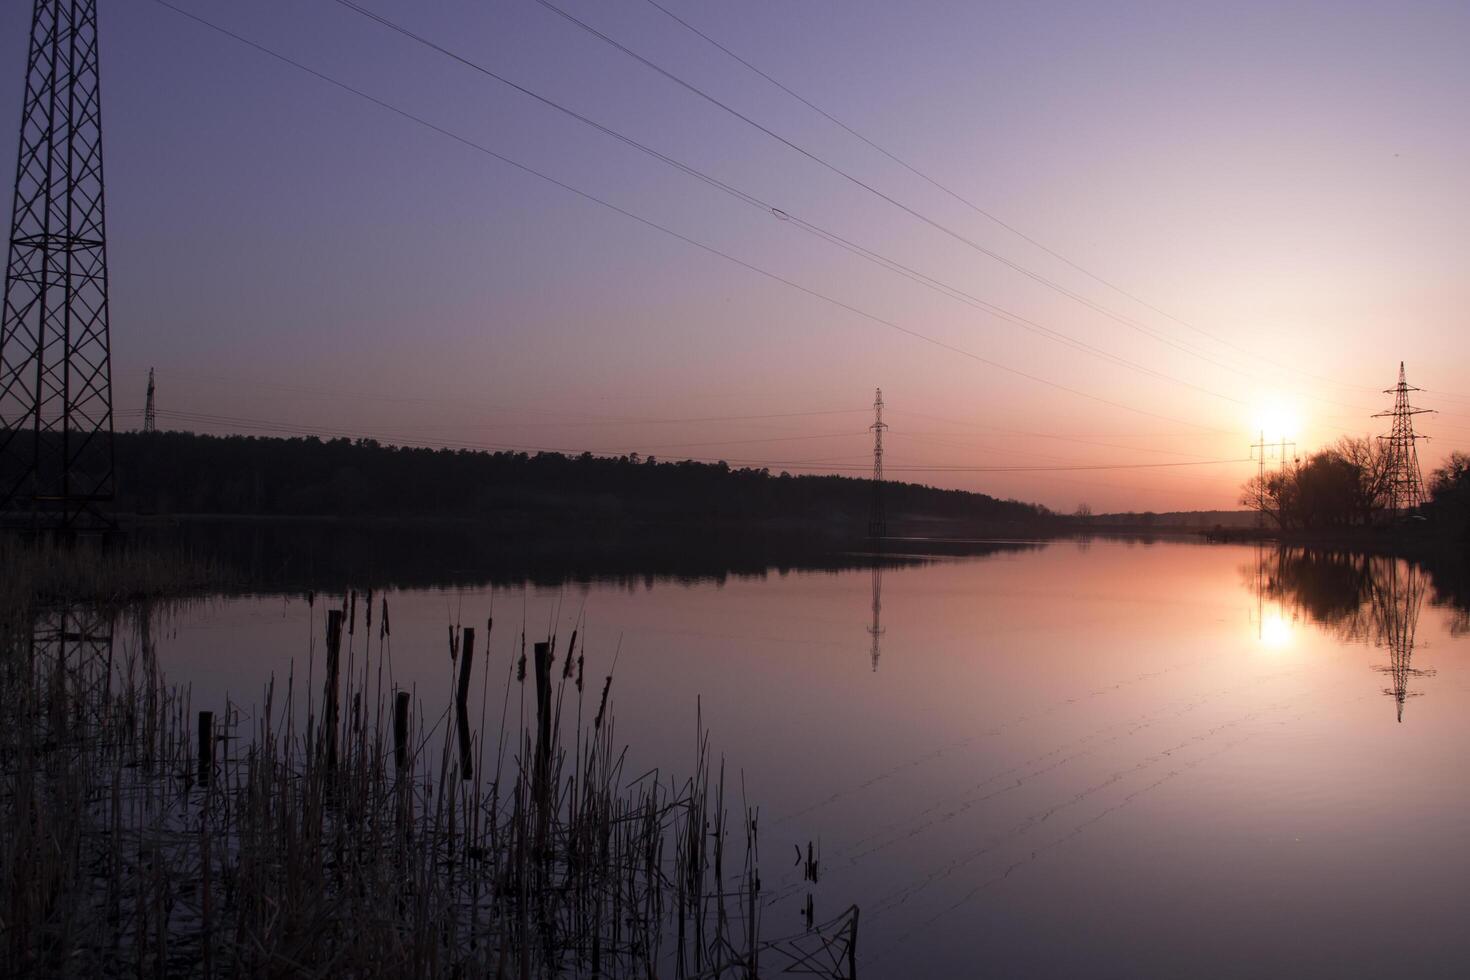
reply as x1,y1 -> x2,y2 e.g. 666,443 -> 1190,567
149,539 -> 1470,978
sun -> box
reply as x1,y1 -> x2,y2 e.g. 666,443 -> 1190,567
1253,403 -> 1300,442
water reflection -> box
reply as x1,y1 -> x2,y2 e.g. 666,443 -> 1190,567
1248,547 -> 1452,721
134,518 -> 1043,591
32,604 -> 116,680
867,564 -> 884,671
1368,561 -> 1434,722
75,539 -> 1470,975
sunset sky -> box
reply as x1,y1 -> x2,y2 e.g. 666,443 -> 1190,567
3,0 -> 1467,512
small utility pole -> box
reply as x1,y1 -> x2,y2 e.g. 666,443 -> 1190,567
1249,431 -> 1295,529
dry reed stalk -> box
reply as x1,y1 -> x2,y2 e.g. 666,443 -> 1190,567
0,597 -> 851,979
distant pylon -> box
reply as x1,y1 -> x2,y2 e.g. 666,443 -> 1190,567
1373,362 -> 1433,514
0,0 -> 116,530
143,367 -> 156,433
868,388 -> 887,538
1248,431 -> 1295,530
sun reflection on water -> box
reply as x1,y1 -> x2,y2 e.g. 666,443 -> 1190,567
1258,609 -> 1294,649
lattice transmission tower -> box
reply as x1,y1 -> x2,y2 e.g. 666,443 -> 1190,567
0,0 -> 116,530
867,388 -> 886,538
1373,362 -> 1432,514
143,366 -> 155,433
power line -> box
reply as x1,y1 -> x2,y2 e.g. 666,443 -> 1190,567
533,0 -> 1273,381
319,0 -> 1245,408
124,407 -> 1245,503
144,407 -> 1250,474
896,423 -> 1220,461
138,366 -> 1236,471
144,0 -> 1236,435
639,1 -> 1444,406
134,0 -> 1417,517
635,1 -> 1234,349
862,459 -> 1254,474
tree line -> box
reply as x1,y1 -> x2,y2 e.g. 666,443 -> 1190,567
1239,435 -> 1470,538
112,430 -> 1057,532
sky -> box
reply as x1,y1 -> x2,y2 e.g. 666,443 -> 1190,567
2,0 -> 1468,512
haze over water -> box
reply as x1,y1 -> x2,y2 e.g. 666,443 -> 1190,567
154,540 -> 1470,977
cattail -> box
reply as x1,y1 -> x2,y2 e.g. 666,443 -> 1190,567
562,630 -> 578,679
594,675 -> 613,730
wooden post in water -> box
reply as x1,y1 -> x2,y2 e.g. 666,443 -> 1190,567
322,609 -> 343,770
532,641 -> 553,813
456,627 -> 476,781
394,690 -> 411,771
197,711 -> 213,787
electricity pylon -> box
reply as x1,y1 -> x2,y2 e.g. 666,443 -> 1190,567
0,0 -> 116,530
1248,432 -> 1295,530
1373,362 -> 1432,514
868,388 -> 886,538
143,367 -> 155,433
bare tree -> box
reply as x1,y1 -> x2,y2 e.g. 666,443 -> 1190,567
1331,436 -> 1390,524
1239,438 -> 1391,530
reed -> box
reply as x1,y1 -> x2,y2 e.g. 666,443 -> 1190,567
0,536 -> 224,610
0,596 -> 826,978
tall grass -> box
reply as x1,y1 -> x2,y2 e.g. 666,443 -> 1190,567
0,536 -> 224,609
0,593 -> 844,978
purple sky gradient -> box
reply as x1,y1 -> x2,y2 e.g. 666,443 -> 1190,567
3,0 -> 1467,510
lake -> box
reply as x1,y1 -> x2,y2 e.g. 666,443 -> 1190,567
142,538 -> 1470,978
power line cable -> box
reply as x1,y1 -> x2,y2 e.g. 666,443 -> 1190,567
896,423 -> 1222,461
153,407 -> 1251,474
636,1 -> 1229,343
533,0 -> 1274,381
320,0 -> 1245,407
144,0 -> 1236,435
635,0 -> 1420,404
